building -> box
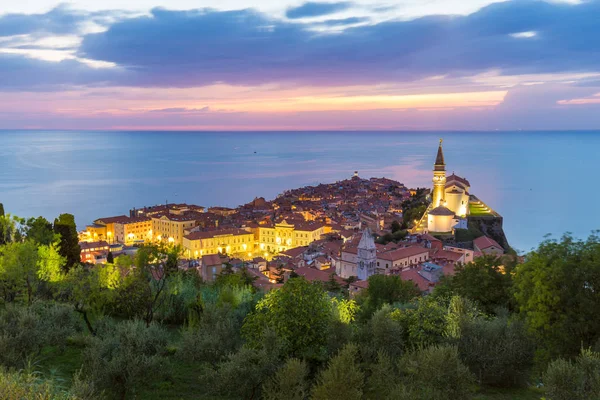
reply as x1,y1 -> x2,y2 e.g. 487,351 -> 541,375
151,211 -> 204,246
200,254 -> 226,282
114,216 -> 153,244
183,228 -> 255,259
376,246 -> 430,272
356,229 -> 376,281
251,220 -> 326,255
473,235 -> 505,255
80,240 -> 110,264
86,215 -> 131,243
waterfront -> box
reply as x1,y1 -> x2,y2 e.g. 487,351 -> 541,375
1,130 -> 598,252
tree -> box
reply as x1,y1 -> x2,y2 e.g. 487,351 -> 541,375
312,343 -> 364,400
513,233 -> 600,361
391,220 -> 401,233
324,273 -> 342,293
262,358 -> 309,400
25,216 -> 56,246
441,255 -> 513,314
0,241 -> 39,305
398,345 -> 474,400
82,319 -> 169,399
242,277 -> 333,359
0,213 -> 24,245
53,214 -> 80,271
456,317 -> 534,387
359,274 -> 420,317
106,251 -> 114,264
543,348 -> 600,400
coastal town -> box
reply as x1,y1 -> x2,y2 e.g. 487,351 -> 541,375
79,140 -> 509,294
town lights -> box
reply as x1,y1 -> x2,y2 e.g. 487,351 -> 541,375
168,237 -> 174,244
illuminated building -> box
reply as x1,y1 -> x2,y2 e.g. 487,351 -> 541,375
251,220 -> 326,255
86,215 -> 130,243
114,217 -> 153,244
183,228 -> 255,259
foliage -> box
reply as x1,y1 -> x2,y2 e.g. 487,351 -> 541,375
441,255 -> 513,314
0,367 -> 84,400
262,358 -> 310,400
0,213 -> 24,245
357,304 -> 405,363
364,352 -> 400,400
82,319 -> 169,399
398,345 -> 475,400
53,214 -> 81,271
457,317 -> 535,387
312,343 -> 364,400
399,295 -> 449,349
204,342 -> 281,400
243,277 -> 333,359
0,303 -> 79,368
25,216 -> 57,246
358,274 -> 421,317
543,348 -> 600,400
513,233 -> 600,361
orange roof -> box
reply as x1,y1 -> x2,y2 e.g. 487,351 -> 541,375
400,269 -> 433,292
378,246 -> 429,261
95,215 -> 130,224
473,235 -> 503,251
295,267 -> 344,284
201,254 -> 224,266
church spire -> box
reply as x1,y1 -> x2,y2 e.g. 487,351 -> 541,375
434,138 -> 445,171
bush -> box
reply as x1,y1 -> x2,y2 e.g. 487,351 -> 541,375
0,305 -> 45,368
312,343 -> 364,400
0,368 -> 75,400
262,358 -> 309,400
544,348 -> 600,400
81,319 -> 169,399
457,317 -> 534,387
356,304 -> 405,364
398,345 -> 475,400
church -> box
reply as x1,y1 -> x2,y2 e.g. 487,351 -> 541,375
423,140 -> 471,234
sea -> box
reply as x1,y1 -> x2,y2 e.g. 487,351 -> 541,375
1,130 -> 598,253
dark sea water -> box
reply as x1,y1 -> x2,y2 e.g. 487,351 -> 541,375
1,130 -> 598,252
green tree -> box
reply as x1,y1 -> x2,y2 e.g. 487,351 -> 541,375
0,241 -> 39,304
242,277 -> 332,359
398,345 -> 474,400
0,213 -> 24,245
106,251 -> 114,264
513,233 -> 600,360
359,274 -> 420,317
262,358 -> 309,400
391,220 -> 401,233
441,255 -> 512,313
25,216 -> 56,246
53,214 -> 80,271
544,348 -> 600,400
312,343 -> 364,400
82,319 -> 169,399
457,317 -> 534,387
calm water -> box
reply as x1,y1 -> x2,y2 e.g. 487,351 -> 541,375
0,130 -> 598,252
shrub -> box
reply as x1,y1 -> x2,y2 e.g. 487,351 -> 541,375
544,348 -> 600,400
262,358 -> 309,400
457,317 -> 534,387
0,368 -> 74,400
0,305 -> 45,368
398,345 -> 475,400
81,319 -> 169,399
312,343 -> 364,400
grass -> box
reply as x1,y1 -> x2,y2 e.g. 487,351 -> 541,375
469,203 -> 494,216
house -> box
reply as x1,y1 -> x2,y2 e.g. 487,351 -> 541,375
80,240 -> 109,264
294,267 -> 345,285
349,280 -> 369,298
376,246 -> 430,272
200,254 -> 226,282
473,236 -> 505,255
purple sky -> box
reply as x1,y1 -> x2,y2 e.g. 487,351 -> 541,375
1,0 -> 600,130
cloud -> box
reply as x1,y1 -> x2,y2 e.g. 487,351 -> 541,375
148,106 -> 210,113
2,0 -> 600,91
319,17 -> 370,26
285,2 -> 354,19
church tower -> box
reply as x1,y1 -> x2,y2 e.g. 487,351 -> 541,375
432,139 -> 446,208
357,228 -> 376,281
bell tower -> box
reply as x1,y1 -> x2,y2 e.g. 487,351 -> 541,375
432,139 -> 446,208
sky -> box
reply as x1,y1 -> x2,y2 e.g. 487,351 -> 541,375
1,0 -> 600,130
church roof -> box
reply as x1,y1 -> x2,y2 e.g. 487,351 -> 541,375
358,228 -> 376,250
429,206 -> 455,216
447,173 -> 470,187
434,139 -> 445,171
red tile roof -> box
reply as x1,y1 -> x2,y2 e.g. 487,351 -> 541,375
201,254 -> 224,266
95,215 -> 130,224
378,246 -> 429,261
473,235 -> 503,251
295,267 -> 344,284
400,269 -> 433,292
